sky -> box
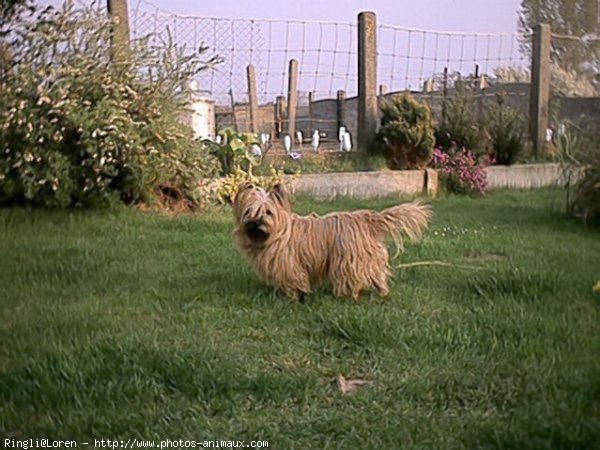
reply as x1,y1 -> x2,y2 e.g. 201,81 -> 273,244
42,0 -> 528,104
128,0 -> 522,34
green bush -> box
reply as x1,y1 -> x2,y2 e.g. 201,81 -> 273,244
435,81 -> 490,157
484,93 -> 525,165
557,123 -> 600,225
0,2 -> 220,208
375,94 -> 435,170
208,128 -> 260,176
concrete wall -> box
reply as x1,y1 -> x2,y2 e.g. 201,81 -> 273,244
291,163 -> 564,200
291,169 -> 438,200
486,163 -> 563,189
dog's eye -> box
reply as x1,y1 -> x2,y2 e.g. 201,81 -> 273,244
266,210 -> 273,216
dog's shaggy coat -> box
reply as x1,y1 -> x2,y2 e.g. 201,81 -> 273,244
233,183 -> 431,300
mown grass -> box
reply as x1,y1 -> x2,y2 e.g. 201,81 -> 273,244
1,188 -> 599,449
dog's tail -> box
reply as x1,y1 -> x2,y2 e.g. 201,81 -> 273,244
369,201 -> 432,256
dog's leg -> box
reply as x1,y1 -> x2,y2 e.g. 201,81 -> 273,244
372,277 -> 390,298
350,289 -> 362,301
369,243 -> 391,298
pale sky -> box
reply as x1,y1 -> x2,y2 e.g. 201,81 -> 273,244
43,0 -> 528,103
129,0 -> 522,33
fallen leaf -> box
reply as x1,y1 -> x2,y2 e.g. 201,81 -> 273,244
336,374 -> 373,394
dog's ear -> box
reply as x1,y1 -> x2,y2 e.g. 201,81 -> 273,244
269,183 -> 290,209
231,182 -> 254,205
238,182 -> 255,192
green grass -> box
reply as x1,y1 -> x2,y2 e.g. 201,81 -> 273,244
1,188 -> 599,449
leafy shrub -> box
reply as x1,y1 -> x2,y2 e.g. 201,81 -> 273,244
431,148 -> 489,196
203,128 -> 291,204
209,128 -> 261,176
435,81 -> 490,157
374,94 -> 435,170
557,123 -> 600,225
0,2 -> 220,209
484,93 -> 525,165
215,168 -> 289,204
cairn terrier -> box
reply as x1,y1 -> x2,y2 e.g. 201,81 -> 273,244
233,182 -> 431,301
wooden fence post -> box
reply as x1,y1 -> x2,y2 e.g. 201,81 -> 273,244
107,0 -> 130,56
308,91 -> 314,132
336,90 -> 346,131
357,11 -> 378,152
246,64 -> 259,133
286,59 -> 299,137
529,23 -> 551,157
275,95 -> 286,138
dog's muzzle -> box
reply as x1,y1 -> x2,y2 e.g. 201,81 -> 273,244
244,220 -> 269,244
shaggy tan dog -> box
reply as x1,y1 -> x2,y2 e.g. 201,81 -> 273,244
233,182 -> 431,301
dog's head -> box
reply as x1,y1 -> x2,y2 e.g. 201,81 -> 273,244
233,182 -> 291,246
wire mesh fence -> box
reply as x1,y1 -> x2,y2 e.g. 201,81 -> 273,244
132,1 -> 358,105
132,1 -> 529,103
377,25 -> 529,93
130,1 -> 535,152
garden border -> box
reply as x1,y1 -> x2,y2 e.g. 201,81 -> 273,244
290,163 -> 564,200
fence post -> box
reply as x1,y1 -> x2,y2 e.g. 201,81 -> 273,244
246,64 -> 259,133
275,95 -> 286,138
107,0 -> 130,56
529,23 -> 551,157
286,59 -> 299,137
378,84 -> 387,108
337,90 -> 346,131
357,11 -> 378,152
308,91 -> 314,132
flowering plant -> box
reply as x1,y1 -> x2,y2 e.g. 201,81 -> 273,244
431,148 -> 491,196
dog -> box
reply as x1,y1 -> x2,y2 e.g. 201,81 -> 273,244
232,182 -> 431,301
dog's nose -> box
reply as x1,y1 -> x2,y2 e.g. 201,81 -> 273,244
245,221 -> 260,233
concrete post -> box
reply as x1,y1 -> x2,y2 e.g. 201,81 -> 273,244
336,90 -> 346,130
529,23 -> 551,157
107,0 -> 130,56
286,59 -> 299,137
358,11 -> 378,152
246,64 -> 259,133
378,84 -> 387,108
308,91 -> 314,132
442,67 -> 448,123
275,95 -> 286,138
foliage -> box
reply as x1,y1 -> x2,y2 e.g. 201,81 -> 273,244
0,2 -> 220,209
518,0 -> 599,93
215,167 -> 288,204
432,147 -> 490,196
484,93 -> 525,165
557,123 -> 600,225
493,64 -> 598,97
207,128 -> 261,176
434,81 -> 490,157
374,94 -> 435,170
492,66 -> 531,84
550,64 -> 599,97
205,128 -> 290,204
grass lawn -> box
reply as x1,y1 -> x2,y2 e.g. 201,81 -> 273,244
1,188 -> 599,448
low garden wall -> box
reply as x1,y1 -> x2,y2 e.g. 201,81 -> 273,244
486,163 -> 563,189
291,163 -> 564,200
